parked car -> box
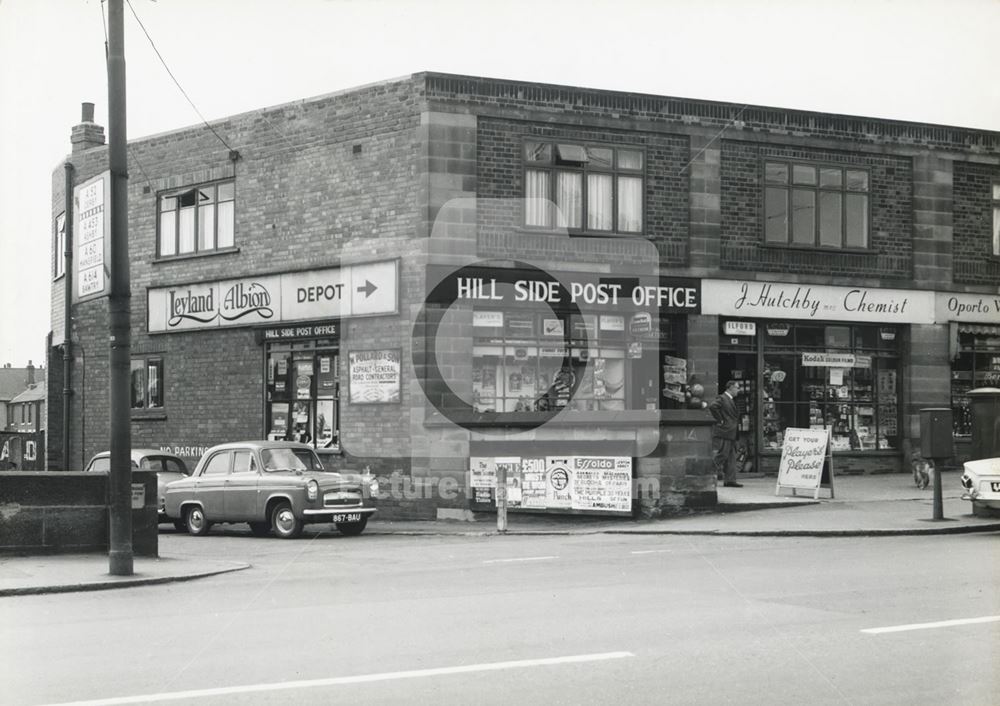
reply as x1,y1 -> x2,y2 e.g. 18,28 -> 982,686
84,449 -> 191,526
960,457 -> 1000,516
163,440 -> 377,538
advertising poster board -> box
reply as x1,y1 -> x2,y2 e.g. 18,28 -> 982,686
348,349 -> 401,404
469,456 -> 634,514
775,428 -> 834,499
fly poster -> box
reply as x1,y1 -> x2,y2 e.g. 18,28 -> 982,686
468,456 -> 633,515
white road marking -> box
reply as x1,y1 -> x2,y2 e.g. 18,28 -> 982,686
862,615 -> 1000,634
631,549 -> 672,555
45,652 -> 635,706
482,555 -> 558,564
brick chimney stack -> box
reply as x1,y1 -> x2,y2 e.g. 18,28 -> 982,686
27,360 -> 35,385
70,102 -> 105,153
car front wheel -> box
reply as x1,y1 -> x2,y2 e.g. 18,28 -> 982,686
185,506 -> 211,536
271,502 -> 303,539
336,516 -> 368,536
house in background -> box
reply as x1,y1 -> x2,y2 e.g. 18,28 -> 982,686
0,361 -> 42,430
8,379 -> 46,433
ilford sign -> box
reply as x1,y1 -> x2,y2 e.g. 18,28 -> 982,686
148,260 -> 398,333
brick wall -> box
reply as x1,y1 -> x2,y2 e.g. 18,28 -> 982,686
953,161 -> 1000,285
720,140 -> 914,279
51,77 -> 425,473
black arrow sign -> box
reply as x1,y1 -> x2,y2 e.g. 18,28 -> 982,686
356,280 -> 378,298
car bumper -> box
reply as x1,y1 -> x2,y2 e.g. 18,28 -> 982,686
302,507 -> 377,523
961,473 -> 1000,507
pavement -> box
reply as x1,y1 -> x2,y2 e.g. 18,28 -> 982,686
3,469 -> 998,597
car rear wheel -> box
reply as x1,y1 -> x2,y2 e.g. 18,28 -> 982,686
185,506 -> 211,536
271,502 -> 303,539
248,521 -> 271,537
335,516 -> 368,536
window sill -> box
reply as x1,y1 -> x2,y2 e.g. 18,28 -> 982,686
131,409 -> 167,421
153,246 -> 240,264
760,242 -> 872,255
422,408 -> 712,428
515,226 -> 646,239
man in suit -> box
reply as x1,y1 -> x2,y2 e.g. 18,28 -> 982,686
709,380 -> 743,488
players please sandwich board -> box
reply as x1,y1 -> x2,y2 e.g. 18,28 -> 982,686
775,428 -> 834,500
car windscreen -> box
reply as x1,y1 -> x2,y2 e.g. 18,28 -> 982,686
261,448 -> 323,473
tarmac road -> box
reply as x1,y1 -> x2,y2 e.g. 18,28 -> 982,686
2,529 -> 999,706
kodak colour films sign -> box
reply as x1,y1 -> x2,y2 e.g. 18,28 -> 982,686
148,260 -> 398,333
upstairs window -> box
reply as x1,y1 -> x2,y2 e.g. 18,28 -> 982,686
524,141 -> 644,234
158,180 -> 235,257
54,212 -> 66,279
764,161 -> 869,249
993,182 -> 1000,257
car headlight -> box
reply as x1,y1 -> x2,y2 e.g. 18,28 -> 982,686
307,479 -> 319,501
960,474 -> 973,490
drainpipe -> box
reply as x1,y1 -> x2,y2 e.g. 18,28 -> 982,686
63,161 -> 74,471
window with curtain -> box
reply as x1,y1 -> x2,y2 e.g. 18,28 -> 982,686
764,160 -> 869,249
523,141 -> 644,234
158,180 -> 235,258
130,356 -> 164,410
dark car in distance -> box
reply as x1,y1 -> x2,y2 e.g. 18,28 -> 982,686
163,441 -> 377,538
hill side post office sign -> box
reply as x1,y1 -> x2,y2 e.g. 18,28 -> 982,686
73,171 -> 112,303
147,260 -> 399,333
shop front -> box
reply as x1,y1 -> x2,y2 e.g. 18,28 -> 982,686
424,264 -> 705,516
147,259 -> 399,453
704,279 -> 937,475
936,291 -> 1000,462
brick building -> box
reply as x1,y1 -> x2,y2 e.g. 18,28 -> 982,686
48,73 -> 1000,519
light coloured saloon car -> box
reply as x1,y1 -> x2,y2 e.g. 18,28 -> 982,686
163,441 -> 377,538
84,448 -> 190,525
960,456 -> 1000,516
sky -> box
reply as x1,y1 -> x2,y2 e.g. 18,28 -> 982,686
1,0 -> 998,370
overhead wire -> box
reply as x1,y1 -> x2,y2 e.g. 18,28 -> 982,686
124,0 -> 238,156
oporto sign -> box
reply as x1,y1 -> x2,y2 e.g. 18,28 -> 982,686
147,261 -> 399,333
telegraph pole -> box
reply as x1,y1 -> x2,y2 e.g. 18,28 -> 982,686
107,0 -> 133,575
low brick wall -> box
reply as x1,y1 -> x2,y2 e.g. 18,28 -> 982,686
0,471 -> 158,556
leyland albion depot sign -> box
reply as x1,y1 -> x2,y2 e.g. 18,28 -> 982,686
148,260 -> 398,333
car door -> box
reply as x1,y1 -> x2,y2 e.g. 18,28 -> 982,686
196,451 -> 231,519
224,449 -> 260,520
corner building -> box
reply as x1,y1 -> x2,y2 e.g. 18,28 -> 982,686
48,74 -> 1000,519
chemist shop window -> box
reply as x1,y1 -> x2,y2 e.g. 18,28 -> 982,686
471,310 -> 682,414
523,141 -> 644,234
157,180 -> 235,258
764,161 -> 869,250
760,324 -> 899,452
130,356 -> 164,410
265,341 -> 340,450
951,330 -> 1000,437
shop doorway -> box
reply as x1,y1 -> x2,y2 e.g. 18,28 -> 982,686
265,340 -> 340,450
719,352 -> 757,475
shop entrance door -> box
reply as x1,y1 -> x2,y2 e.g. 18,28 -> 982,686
719,352 -> 757,475
266,342 -> 340,450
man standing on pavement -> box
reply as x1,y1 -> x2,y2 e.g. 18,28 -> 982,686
709,380 -> 743,488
